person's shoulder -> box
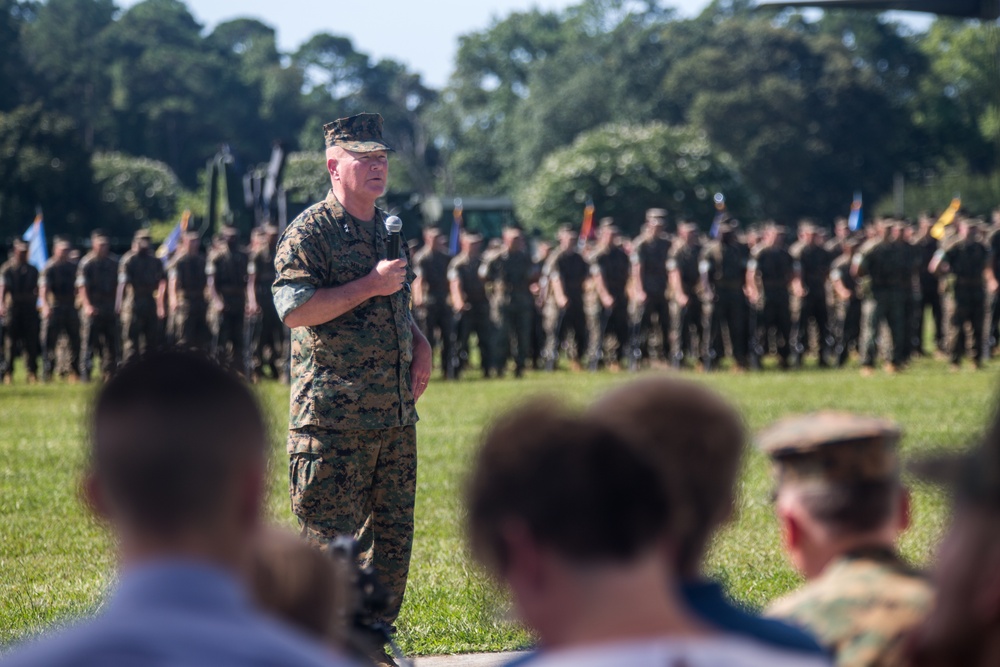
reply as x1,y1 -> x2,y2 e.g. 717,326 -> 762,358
696,637 -> 832,667
683,581 -> 826,657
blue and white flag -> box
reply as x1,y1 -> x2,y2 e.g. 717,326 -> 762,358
22,213 -> 48,271
848,192 -> 863,232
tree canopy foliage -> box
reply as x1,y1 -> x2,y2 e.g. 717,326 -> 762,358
1,0 -> 998,241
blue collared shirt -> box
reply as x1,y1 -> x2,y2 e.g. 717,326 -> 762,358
1,560 -> 353,667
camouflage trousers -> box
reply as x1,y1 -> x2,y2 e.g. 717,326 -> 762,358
173,300 -> 210,351
42,304 -> 80,379
3,303 -> 40,378
81,309 -> 118,380
212,306 -> 245,374
288,425 -> 417,626
862,289 -> 906,367
122,299 -> 160,362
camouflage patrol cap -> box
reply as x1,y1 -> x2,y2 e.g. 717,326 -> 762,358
133,229 -> 152,242
758,412 -> 902,487
53,235 -> 71,248
556,224 -> 575,235
646,208 -> 668,220
323,113 -> 393,152
461,230 -> 483,243
12,239 -> 28,251
221,226 -> 239,239
677,222 -> 698,233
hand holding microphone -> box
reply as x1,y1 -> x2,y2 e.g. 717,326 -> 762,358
369,215 -> 408,296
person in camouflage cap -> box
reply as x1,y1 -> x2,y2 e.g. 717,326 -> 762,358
759,412 -> 932,667
273,112 -> 431,663
906,405 -> 1000,666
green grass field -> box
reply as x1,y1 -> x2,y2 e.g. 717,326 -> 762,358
0,357 -> 995,655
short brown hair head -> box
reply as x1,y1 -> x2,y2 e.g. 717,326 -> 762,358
588,377 -> 746,574
248,527 -> 347,646
466,401 -> 669,574
90,349 -> 267,533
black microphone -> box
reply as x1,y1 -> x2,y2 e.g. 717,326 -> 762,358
385,215 -> 402,260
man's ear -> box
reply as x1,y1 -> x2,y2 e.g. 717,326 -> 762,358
778,503 -> 802,553
327,157 -> 338,181
81,470 -> 111,523
500,520 -> 545,591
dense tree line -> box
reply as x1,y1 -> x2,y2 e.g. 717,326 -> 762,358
0,0 -> 997,241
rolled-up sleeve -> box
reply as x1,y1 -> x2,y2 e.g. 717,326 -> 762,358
273,222 -> 326,323
273,282 -> 317,321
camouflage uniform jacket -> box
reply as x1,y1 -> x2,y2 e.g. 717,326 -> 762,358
207,246 -> 248,310
943,237 -> 990,287
273,190 -> 417,432
482,248 -> 536,306
447,253 -> 488,305
0,259 -> 39,305
413,246 -> 451,305
546,247 -> 590,301
590,244 -> 631,297
667,241 -> 703,296
40,257 -> 77,306
701,240 -> 748,290
766,547 -> 933,667
248,246 -> 276,301
791,242 -> 833,293
856,240 -> 909,293
632,235 -> 671,296
168,252 -> 207,304
76,252 -> 119,311
118,250 -> 164,305
753,244 -> 794,290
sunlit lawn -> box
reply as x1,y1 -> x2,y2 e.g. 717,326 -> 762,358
0,355 -> 992,654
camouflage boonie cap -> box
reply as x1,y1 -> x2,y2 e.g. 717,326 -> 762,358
758,412 -> 902,487
323,113 -> 394,152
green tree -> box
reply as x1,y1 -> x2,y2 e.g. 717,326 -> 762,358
21,0 -> 116,149
92,152 -> 183,235
0,0 -> 36,113
0,104 -> 99,241
517,122 -> 749,237
913,19 -> 1000,175
101,0 -> 261,186
670,20 -> 905,221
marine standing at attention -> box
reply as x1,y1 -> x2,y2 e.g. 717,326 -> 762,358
272,113 -> 431,666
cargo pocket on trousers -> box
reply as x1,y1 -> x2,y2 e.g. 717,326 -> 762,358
289,451 -> 327,521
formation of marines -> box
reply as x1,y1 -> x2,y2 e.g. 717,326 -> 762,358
4,203 -> 999,383
0,225 -> 286,383
413,206 -> 1000,378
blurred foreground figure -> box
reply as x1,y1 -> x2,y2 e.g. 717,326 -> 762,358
466,402 -> 828,667
1,350 -> 347,667
908,408 -> 1000,667
759,412 -> 932,667
589,376 -> 828,658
